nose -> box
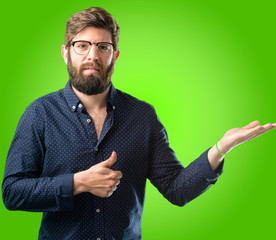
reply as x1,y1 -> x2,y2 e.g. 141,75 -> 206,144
87,44 -> 99,61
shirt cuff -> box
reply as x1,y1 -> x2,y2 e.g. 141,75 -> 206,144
54,173 -> 74,211
197,148 -> 224,184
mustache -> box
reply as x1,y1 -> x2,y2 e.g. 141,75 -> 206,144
79,62 -> 103,72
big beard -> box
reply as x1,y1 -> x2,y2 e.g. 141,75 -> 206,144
67,52 -> 115,95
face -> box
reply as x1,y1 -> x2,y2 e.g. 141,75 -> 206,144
62,27 -> 120,95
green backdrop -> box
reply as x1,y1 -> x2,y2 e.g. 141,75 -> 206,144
0,0 -> 275,239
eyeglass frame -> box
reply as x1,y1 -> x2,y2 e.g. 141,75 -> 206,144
70,40 -> 117,55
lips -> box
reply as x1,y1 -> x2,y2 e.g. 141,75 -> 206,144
83,66 -> 100,71
81,65 -> 101,75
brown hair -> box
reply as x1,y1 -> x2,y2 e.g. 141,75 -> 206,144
64,7 -> 120,50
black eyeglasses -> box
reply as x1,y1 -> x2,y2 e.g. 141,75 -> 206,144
71,40 -> 116,55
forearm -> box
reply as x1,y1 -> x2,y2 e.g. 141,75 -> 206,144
150,149 -> 223,207
2,174 -> 74,212
169,151 -> 224,206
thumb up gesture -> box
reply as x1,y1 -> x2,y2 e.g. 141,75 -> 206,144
73,151 -> 122,198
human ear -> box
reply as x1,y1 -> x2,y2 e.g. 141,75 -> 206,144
61,45 -> 68,64
114,49 -> 120,63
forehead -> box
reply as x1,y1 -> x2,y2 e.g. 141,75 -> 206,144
73,26 -> 112,42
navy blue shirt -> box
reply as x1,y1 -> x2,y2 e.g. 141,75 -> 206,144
2,82 -> 223,240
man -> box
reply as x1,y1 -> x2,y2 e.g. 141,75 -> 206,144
2,7 -> 275,240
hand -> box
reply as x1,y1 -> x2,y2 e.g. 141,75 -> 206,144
219,120 -> 276,154
73,151 -> 122,198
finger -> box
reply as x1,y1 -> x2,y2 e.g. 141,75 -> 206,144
246,129 -> 266,142
244,124 -> 274,142
237,125 -> 262,141
107,191 -> 114,197
250,123 -> 275,130
115,179 -> 120,186
242,120 -> 260,129
114,170 -> 123,179
258,123 -> 276,134
102,151 -> 117,168
245,125 -> 265,140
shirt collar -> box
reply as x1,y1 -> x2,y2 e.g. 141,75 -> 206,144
64,81 -> 81,112
63,81 -> 118,113
106,83 -> 118,112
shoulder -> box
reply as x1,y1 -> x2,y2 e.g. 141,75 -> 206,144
114,88 -> 166,136
18,89 -> 65,132
15,88 -> 66,137
115,89 -> 156,115
25,88 -> 65,115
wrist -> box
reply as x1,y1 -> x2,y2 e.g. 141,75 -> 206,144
217,139 -> 233,155
73,172 -> 86,195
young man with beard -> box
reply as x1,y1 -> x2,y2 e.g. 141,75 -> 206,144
2,7 -> 276,240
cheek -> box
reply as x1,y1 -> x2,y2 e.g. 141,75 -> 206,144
69,50 -> 83,69
104,54 -> 114,67
71,58 -> 84,72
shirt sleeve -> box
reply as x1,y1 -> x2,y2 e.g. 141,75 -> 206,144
147,111 -> 224,206
2,103 -> 74,212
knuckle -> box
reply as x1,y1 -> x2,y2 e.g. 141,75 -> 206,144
109,180 -> 116,187
109,172 -> 117,179
118,171 -> 123,179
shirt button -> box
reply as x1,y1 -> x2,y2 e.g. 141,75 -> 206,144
97,238 -> 101,240
72,106 -> 76,110
96,209 -> 100,213
78,103 -> 82,108
113,106 -> 116,110
87,119 -> 91,123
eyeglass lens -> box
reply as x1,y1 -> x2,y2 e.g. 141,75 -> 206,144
73,41 -> 113,55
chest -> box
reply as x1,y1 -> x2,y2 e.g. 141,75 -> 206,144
42,109 -> 151,177
87,110 -> 107,140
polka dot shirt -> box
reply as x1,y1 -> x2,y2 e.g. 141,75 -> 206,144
2,82 -> 223,240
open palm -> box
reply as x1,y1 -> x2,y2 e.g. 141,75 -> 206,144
221,120 -> 276,152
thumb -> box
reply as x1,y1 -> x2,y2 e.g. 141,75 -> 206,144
102,151 -> 117,168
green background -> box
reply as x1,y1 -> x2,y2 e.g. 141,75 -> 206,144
0,0 -> 275,239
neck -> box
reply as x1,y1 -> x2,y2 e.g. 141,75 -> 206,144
71,85 -> 110,113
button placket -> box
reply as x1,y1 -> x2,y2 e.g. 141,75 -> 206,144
94,181 -> 104,239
